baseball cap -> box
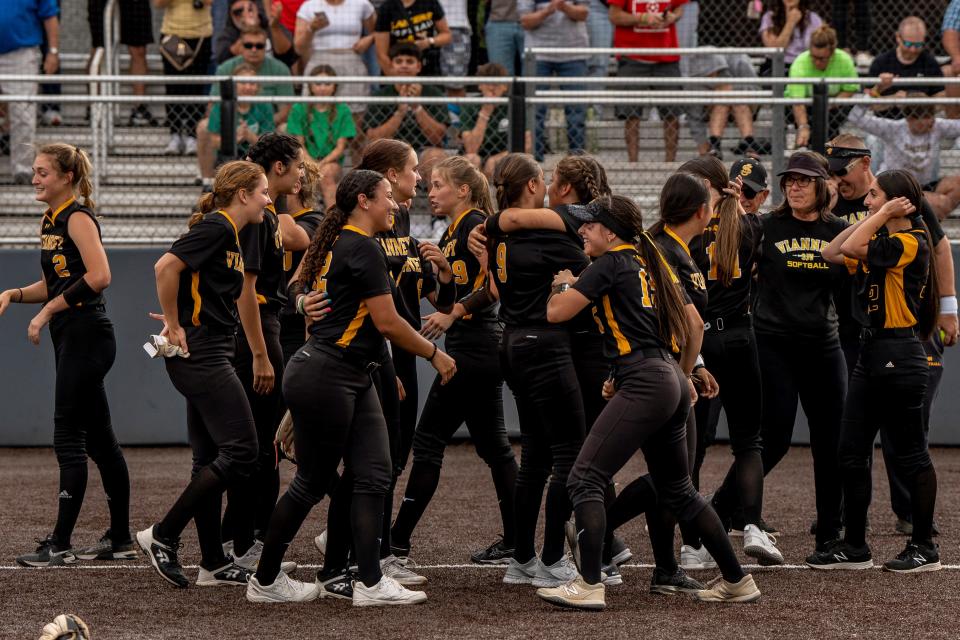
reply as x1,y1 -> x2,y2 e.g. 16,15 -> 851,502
730,158 -> 768,193
777,153 -> 830,180
824,145 -> 871,174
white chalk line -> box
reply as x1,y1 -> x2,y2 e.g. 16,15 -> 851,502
3,562 -> 960,571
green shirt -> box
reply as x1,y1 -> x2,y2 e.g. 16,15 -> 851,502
208,103 -> 276,155
287,103 -> 357,162
785,49 -> 860,98
211,56 -> 294,98
363,85 -> 449,150
460,103 -> 510,158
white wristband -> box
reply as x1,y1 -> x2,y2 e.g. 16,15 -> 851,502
940,295 -> 958,315
695,354 -> 705,368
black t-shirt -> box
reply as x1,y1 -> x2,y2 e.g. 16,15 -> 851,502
40,198 -> 105,310
868,50 -> 944,119
439,208 -> 497,324
488,206 -> 590,327
376,205 -> 436,329
239,204 -> 286,311
850,224 -> 930,330
305,225 -> 394,362
653,227 -> 708,318
168,211 -> 247,331
689,212 -> 762,320
754,212 -> 850,340
573,246 -> 668,361
374,0 -> 445,75
363,85 -> 449,150
281,207 -> 324,317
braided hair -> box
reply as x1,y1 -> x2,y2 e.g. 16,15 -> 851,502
553,154 -> 611,203
246,132 -> 302,174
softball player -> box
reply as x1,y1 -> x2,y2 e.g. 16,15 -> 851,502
814,170 -> 941,572
246,169 -> 456,605
390,156 -> 518,564
539,194 -> 760,610
1,144 -> 132,568
137,161 -> 270,588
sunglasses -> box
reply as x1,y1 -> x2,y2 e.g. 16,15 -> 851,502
742,185 -> 758,199
783,174 -> 813,188
899,36 -> 925,49
243,42 -> 266,50
830,157 -> 863,178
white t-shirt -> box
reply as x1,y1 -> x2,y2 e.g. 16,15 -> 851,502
297,0 -> 376,51
439,0 -> 470,30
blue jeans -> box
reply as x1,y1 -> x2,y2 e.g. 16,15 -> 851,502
535,59 -> 587,161
585,0 -> 612,79
485,21 -> 525,76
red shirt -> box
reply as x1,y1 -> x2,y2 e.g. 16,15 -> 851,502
279,0 -> 306,32
609,0 -> 687,63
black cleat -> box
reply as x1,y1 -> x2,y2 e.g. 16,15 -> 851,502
805,539 -> 873,570
16,535 -> 77,567
316,567 -> 356,599
137,525 -> 189,588
75,530 -> 137,561
610,535 -> 632,566
197,562 -> 253,586
471,537 -> 514,565
601,563 -> 622,586
883,542 -> 942,574
649,567 -> 705,595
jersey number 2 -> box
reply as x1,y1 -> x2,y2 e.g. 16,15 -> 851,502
52,254 -> 71,278
313,251 -> 333,293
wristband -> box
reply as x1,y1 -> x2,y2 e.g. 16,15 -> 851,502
428,343 -> 438,362
694,353 -> 704,368
16,288 -> 23,303
551,282 -> 570,294
296,294 -> 307,316
940,295 -> 958,315
436,278 -> 457,310
798,124 -> 811,130
62,278 -> 96,307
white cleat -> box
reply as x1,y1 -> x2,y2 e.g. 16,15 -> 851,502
681,544 -> 718,570
743,524 -> 784,566
381,554 -> 427,585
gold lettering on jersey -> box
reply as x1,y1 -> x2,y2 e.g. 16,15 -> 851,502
442,239 -> 457,258
274,226 -> 283,250
40,235 -> 64,251
774,238 -> 829,254
402,256 -> 421,275
840,210 -> 869,225
690,272 -> 707,289
226,251 -> 245,272
378,236 -> 410,257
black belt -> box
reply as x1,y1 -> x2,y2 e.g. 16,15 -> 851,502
311,340 -> 382,374
860,327 -> 916,341
704,313 -> 751,332
616,347 -> 674,367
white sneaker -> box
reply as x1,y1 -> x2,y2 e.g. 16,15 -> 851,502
222,540 -> 234,556
231,540 -> 296,574
743,524 -> 784,566
532,556 -> 579,588
503,556 -> 542,585
381,554 -> 427,585
681,544 -> 718,570
314,530 -> 326,555
164,133 -> 183,155
182,135 -> 198,155
41,109 -> 62,126
246,573 -> 320,603
352,575 -> 427,607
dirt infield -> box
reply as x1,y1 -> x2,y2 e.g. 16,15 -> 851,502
1,444 -> 958,640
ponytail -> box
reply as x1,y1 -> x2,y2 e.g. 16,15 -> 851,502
189,160 -> 265,228
37,143 -> 97,210
637,231 -> 690,348
491,153 -> 540,211
677,156 -> 740,286
553,154 -> 611,203
917,219 -> 940,340
433,156 -> 495,217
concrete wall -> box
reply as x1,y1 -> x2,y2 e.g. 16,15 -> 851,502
1,247 -> 958,446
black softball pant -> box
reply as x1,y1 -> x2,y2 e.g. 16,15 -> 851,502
755,332 -> 846,545
839,336 -> 936,547
158,328 -> 258,569
500,325 -> 586,565
255,338 -> 392,586
49,309 -> 130,547
222,309 -> 285,551
391,324 -> 517,548
697,325 -> 764,526
279,312 -> 307,365
391,345 -> 419,474
567,352 -> 743,585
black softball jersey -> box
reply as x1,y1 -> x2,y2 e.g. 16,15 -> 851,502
439,208 -> 496,323
40,197 -> 105,308
239,203 -> 286,310
689,212 -> 763,319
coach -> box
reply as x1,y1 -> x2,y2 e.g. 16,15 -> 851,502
0,0 -> 59,184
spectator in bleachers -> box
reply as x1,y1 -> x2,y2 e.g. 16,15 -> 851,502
584,0 -> 612,118
785,26 -> 858,149
867,17 -> 943,120
461,62 -> 513,178
608,0 -> 684,163
155,0 -> 213,156
832,0 -> 871,67
688,54 -> 762,160
295,0 -> 376,130
0,0 -> 58,184
374,0 -> 451,77
438,0 -> 470,98
195,63 -> 276,188
485,0 -> 524,76
88,0 -> 156,126
287,65 -> 356,206
847,96 -> 960,219
940,2 -> 960,120
519,0 -> 589,161
364,42 -> 448,182
215,0 -> 295,67
759,0 -> 822,73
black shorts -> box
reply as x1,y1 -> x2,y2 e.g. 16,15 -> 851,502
88,0 -> 155,48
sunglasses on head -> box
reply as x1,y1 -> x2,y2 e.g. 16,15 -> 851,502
830,157 -> 863,178
243,42 -> 266,50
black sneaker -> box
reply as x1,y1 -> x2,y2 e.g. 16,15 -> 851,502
316,567 -> 355,599
196,562 -> 253,586
470,538 -> 514,565
129,104 -> 157,127
75,530 -> 137,561
16,535 -> 77,567
649,567 -> 705,595
136,525 -> 188,588
883,542 -> 942,574
610,535 -> 632,566
805,539 -> 873,570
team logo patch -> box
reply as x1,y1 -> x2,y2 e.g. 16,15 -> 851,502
740,164 -> 753,177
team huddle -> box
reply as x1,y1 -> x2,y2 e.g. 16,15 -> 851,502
0,131 -> 955,611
